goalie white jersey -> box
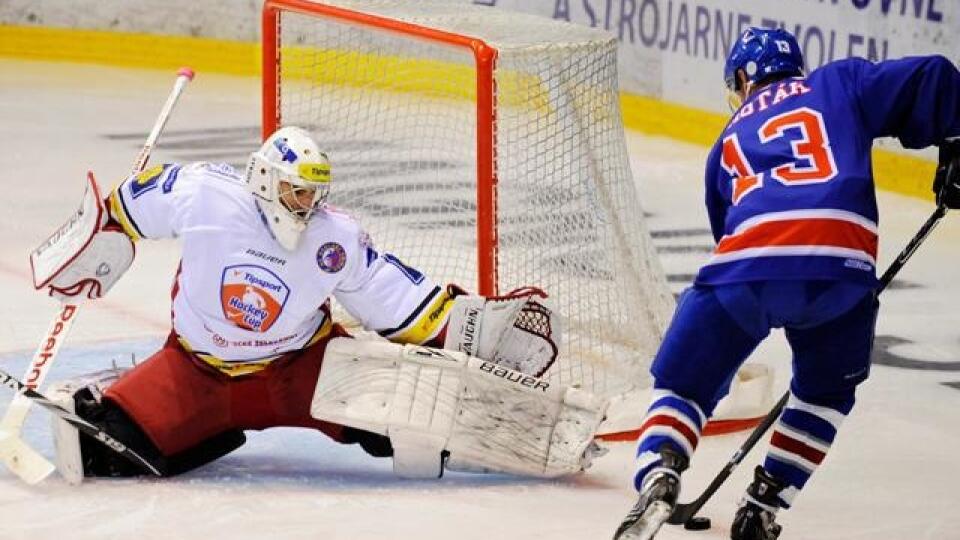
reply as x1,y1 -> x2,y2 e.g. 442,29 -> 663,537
107,162 -> 447,366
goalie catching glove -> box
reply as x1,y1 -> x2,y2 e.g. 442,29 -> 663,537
934,137 -> 960,210
30,172 -> 134,302
443,286 -> 560,377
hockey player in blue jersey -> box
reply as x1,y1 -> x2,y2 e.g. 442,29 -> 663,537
614,27 -> 960,540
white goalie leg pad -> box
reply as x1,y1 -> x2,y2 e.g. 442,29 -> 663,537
48,368 -> 125,485
48,381 -> 83,485
443,289 -> 561,377
311,338 -> 607,479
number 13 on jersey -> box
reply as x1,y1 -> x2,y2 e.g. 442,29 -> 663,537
721,107 -> 838,205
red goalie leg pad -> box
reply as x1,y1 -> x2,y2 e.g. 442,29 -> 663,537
104,328 -> 351,456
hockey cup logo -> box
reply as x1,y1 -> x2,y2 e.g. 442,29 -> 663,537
316,242 -> 346,273
220,265 -> 290,332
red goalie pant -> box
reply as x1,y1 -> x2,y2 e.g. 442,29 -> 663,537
103,327 -> 350,456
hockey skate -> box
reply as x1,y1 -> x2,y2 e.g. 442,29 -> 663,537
613,446 -> 688,540
730,466 -> 787,540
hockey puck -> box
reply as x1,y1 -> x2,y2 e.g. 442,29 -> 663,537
684,516 -> 712,531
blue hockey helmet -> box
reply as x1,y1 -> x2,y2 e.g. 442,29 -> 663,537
724,27 -> 804,94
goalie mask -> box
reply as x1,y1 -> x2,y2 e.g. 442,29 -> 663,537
246,126 -> 332,250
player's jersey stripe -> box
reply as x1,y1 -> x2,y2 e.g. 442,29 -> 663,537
710,216 -> 877,265
176,315 -> 334,377
108,187 -> 144,240
730,209 -> 878,236
378,286 -> 455,345
379,286 -> 441,336
706,245 -> 876,266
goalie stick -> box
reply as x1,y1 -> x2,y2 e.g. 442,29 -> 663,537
0,304 -> 78,483
664,202 -> 951,529
0,368 -> 162,477
0,67 -> 194,484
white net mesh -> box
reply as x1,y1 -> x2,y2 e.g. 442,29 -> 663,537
271,0 -> 675,399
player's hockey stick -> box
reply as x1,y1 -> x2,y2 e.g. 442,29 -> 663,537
0,67 -> 194,484
666,202 -> 950,528
0,368 -> 162,476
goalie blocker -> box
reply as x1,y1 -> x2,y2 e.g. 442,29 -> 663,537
311,338 -> 608,479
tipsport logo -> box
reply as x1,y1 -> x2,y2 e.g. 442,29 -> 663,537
220,265 -> 290,332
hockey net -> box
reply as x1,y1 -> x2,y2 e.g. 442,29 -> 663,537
262,0 -> 772,437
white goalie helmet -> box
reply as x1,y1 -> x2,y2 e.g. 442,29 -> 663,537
246,126 -> 332,250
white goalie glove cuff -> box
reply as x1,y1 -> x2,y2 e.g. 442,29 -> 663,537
46,228 -> 134,302
30,172 -> 135,303
443,287 -> 561,377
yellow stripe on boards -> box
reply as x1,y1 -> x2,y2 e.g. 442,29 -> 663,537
278,45 -> 551,110
0,24 -> 258,76
871,150 -> 937,202
0,24 -> 935,202
621,93 -> 729,148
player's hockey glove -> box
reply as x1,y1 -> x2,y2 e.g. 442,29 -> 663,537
934,138 -> 960,209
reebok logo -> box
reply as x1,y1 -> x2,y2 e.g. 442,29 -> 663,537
27,304 -> 77,389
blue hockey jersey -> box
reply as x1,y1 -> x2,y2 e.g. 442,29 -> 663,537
697,55 -> 960,287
